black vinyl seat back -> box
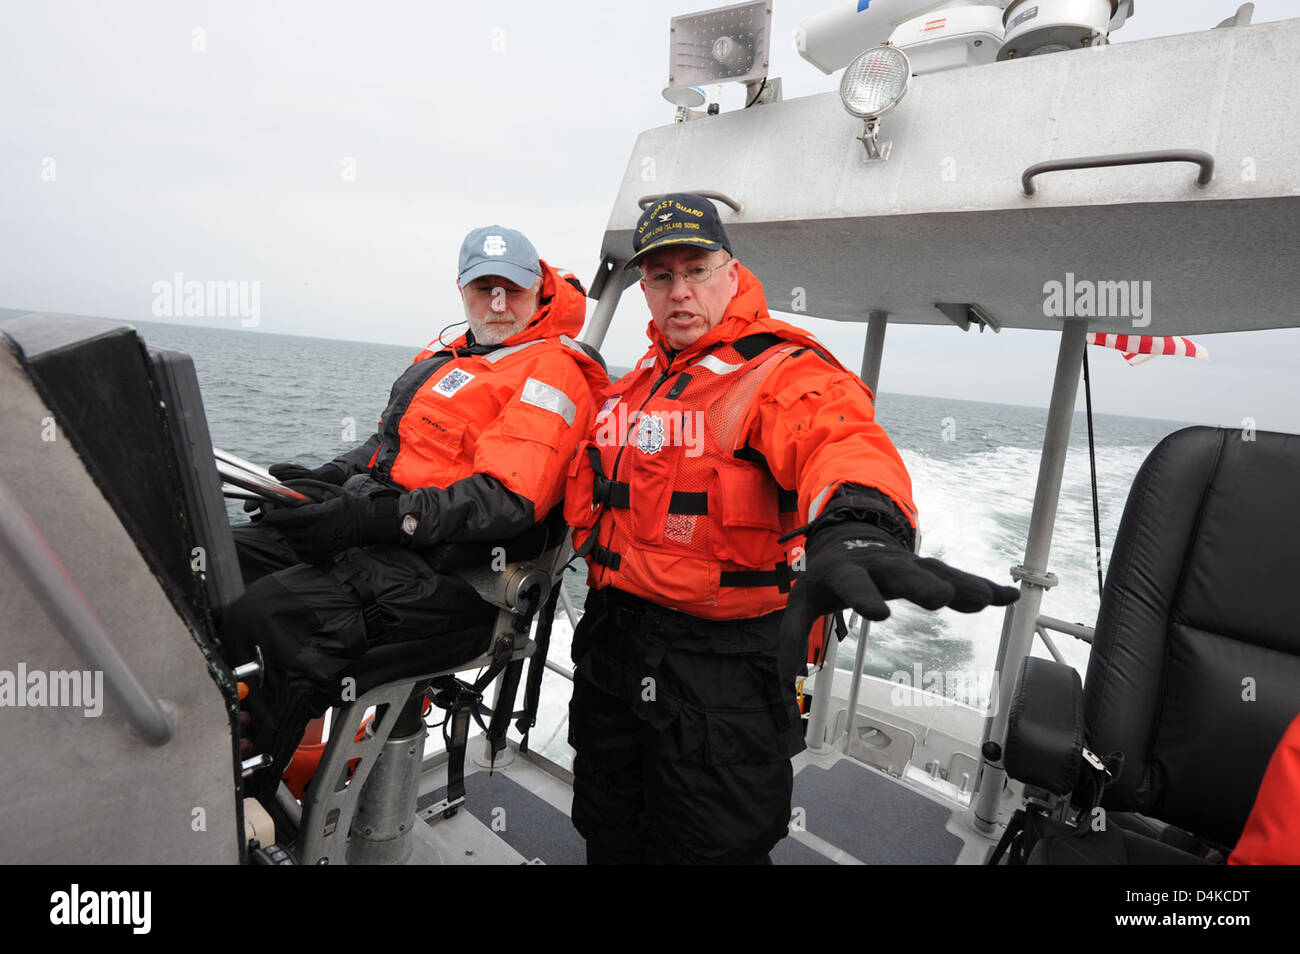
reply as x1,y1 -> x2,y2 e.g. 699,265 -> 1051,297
1084,426 -> 1300,848
1,314 -> 242,634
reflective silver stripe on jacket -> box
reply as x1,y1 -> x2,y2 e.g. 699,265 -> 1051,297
808,482 -> 836,522
521,377 -> 577,426
559,335 -> 592,360
481,338 -> 545,363
694,354 -> 742,375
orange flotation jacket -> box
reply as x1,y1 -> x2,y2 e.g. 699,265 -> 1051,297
1229,712 -> 1300,864
566,265 -> 916,621
327,260 -> 608,548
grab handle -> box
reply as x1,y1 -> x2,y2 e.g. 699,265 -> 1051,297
1022,150 -> 1214,197
0,479 -> 174,745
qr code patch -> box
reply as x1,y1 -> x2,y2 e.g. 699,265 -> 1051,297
434,368 -> 475,396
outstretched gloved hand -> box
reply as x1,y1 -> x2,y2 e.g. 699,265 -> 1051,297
780,521 -> 1019,651
260,491 -> 402,566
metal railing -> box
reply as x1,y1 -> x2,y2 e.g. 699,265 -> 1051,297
0,479 -> 174,745
543,581 -> 581,682
830,611 -> 1094,755
1033,613 -> 1094,664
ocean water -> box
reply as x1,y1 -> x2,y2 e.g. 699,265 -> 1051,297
133,319 -> 1196,735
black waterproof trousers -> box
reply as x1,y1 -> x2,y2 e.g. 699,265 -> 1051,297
568,587 -> 805,864
218,522 -> 495,803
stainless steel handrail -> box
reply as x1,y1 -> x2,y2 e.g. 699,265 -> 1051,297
545,584 -> 580,683
0,479 -> 174,745
1036,613 -> 1095,644
1033,614 -> 1095,665
1022,149 -> 1215,197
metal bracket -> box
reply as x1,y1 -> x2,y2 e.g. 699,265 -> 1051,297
935,302 -> 1002,333
1010,564 -> 1058,590
857,119 -> 892,162
1082,747 -> 1109,774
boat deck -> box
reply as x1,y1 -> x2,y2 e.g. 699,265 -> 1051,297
405,731 -> 1000,865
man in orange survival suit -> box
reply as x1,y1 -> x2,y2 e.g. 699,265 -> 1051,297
564,194 -> 1018,864
219,225 -> 607,816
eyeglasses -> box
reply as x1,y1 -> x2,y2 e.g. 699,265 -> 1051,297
641,257 -> 731,291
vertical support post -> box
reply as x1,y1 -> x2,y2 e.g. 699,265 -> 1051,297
807,312 -> 888,753
971,319 -> 1088,832
860,310 -> 888,394
581,257 -> 629,351
805,623 -> 840,753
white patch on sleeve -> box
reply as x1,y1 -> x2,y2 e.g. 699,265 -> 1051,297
433,368 -> 475,396
521,377 -> 577,426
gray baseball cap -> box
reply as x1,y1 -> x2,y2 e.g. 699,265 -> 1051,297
458,225 -> 542,288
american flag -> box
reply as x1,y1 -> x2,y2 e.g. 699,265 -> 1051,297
1087,333 -> 1210,367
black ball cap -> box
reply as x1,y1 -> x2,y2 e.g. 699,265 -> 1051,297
625,193 -> 733,270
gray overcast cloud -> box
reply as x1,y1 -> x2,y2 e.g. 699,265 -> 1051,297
3,0 -> 1297,430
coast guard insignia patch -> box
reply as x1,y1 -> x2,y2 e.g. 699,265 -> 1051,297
636,415 -> 664,455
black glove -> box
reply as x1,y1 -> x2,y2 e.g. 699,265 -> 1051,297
243,475 -> 345,516
267,461 -> 347,486
260,491 -> 402,565
279,478 -> 346,504
781,522 -> 1020,651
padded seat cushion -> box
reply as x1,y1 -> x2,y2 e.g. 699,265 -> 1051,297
1083,427 -> 1300,847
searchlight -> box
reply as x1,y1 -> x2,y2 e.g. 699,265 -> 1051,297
839,44 -> 912,161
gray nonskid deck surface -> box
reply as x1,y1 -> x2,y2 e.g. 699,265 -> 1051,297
793,760 -> 965,864
419,770 -> 587,865
418,772 -> 834,864
772,832 -> 837,864
414,742 -> 964,864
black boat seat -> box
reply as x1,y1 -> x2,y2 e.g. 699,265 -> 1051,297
999,426 -> 1300,864
295,510 -> 573,865
333,504 -> 568,700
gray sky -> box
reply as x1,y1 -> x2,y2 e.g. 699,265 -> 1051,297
3,0 -> 1298,429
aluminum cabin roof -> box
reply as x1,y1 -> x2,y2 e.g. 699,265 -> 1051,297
596,17 -> 1300,336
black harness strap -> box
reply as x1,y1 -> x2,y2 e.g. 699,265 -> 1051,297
518,582 -> 561,752
424,628 -> 519,813
591,546 -> 622,571
592,487 -> 794,516
484,657 -> 525,767
731,332 -> 787,361
719,560 -> 794,593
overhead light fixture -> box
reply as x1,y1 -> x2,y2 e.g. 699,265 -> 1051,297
840,44 -> 912,161
665,1 -> 772,113
998,0 -> 1133,60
